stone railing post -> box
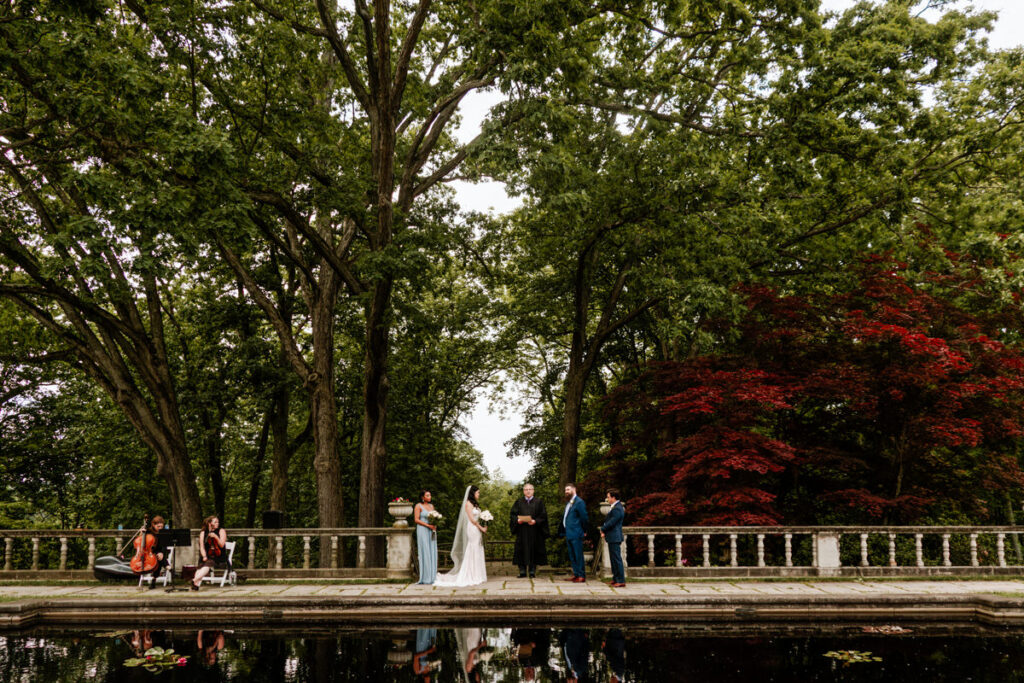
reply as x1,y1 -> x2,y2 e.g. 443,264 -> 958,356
386,531 -> 414,578
674,534 -> 683,568
888,533 -> 897,567
275,536 -> 284,569
729,534 -> 738,568
31,538 -> 39,571
998,533 -> 1007,567
59,537 -> 67,571
784,533 -> 792,567
330,536 -> 339,569
757,534 -> 765,567
303,536 -> 311,570
358,535 -> 367,569
859,534 -> 869,567
815,532 -> 841,576
647,534 -> 655,567
970,533 -> 978,567
942,534 -> 951,567
702,534 -> 710,568
915,534 -> 924,567
248,536 -> 256,570
87,537 -> 96,570
4,538 -> 11,571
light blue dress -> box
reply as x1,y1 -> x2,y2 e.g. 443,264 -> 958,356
416,507 -> 438,584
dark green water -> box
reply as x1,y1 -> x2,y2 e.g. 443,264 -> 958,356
3,624 -> 1024,681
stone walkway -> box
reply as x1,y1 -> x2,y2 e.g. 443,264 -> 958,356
2,576 -> 1024,599
3,578 -> 1024,629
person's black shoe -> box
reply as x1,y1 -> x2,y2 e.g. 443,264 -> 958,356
148,580 -> 156,590
190,582 -> 200,591
518,572 -> 527,578
529,573 -> 536,579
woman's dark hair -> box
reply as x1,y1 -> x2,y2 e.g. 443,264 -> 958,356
420,490 -> 431,501
468,485 -> 480,508
202,515 -> 219,533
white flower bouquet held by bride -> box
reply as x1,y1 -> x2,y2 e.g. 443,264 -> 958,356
479,510 -> 493,522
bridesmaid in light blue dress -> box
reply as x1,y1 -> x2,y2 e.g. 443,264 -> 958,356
414,490 -> 438,584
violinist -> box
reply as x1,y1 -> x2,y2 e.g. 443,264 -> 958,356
191,515 -> 227,591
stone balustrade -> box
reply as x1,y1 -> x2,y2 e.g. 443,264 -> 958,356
599,525 -> 1024,578
0,527 -> 414,580
6,523 -> 1023,580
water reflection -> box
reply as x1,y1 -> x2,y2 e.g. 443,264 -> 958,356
4,624 -> 1024,681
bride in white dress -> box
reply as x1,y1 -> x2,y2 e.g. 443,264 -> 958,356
436,485 -> 488,586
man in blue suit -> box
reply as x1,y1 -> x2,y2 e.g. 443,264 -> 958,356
600,489 -> 626,587
558,483 -> 588,582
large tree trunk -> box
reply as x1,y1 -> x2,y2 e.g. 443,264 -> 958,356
559,363 -> 588,490
309,276 -> 344,567
359,278 -> 393,566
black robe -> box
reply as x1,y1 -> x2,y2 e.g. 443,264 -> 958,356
510,497 -> 548,567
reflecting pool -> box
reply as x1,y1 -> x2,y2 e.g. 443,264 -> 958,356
3,624 -> 1024,681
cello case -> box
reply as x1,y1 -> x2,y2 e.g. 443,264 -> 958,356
92,555 -> 135,582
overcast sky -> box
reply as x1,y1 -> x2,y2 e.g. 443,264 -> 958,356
456,0 -> 1024,483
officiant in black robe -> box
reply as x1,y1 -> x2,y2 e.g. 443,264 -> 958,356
510,483 -> 548,578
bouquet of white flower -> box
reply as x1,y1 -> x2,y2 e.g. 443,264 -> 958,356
479,510 -> 494,522
427,510 -> 443,520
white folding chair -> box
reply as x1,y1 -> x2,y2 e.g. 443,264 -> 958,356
138,546 -> 175,589
201,541 -> 237,587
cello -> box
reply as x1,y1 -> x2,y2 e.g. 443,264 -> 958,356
129,515 -> 158,574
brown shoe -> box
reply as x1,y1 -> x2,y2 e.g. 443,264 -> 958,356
573,576 -> 586,583
611,582 -> 626,588
564,576 -> 579,582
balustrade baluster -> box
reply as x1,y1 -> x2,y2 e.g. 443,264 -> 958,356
674,535 -> 682,567
4,538 -> 11,571
812,533 -> 818,567
729,534 -> 738,568
702,534 -> 710,567
915,534 -> 924,568
31,538 -> 39,571
330,536 -> 339,569
622,534 -> 628,570
942,534 -> 951,567
303,536 -> 311,570
998,533 -> 1007,567
888,533 -> 897,567
647,534 -> 655,567
276,536 -> 284,569
114,536 -> 122,555
860,534 -> 869,567
357,536 -> 367,569
246,537 -> 255,569
757,534 -> 765,567
970,533 -> 978,567
87,538 -> 95,570
784,534 -> 792,567
59,537 -> 67,571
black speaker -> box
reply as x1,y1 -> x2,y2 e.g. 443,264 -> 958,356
262,510 -> 285,529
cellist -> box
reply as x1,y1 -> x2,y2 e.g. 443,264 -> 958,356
146,516 -> 170,588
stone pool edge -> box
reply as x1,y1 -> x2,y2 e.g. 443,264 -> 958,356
3,592 -> 1024,629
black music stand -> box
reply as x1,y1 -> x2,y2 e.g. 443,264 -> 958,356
156,528 -> 193,591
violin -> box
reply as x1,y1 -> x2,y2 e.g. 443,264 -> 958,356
130,515 -> 158,574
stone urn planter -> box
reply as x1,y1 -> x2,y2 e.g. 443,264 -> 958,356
599,501 -> 611,517
387,500 -> 414,528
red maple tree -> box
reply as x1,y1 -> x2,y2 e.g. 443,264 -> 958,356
586,248 -> 1024,526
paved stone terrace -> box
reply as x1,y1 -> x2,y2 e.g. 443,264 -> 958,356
4,577 -> 1024,629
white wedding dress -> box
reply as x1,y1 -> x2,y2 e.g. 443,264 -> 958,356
436,500 -> 487,587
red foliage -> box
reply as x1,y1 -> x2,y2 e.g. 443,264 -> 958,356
587,249 -> 1024,526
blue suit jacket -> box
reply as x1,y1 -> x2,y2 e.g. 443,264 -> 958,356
558,496 -> 588,540
600,501 -> 625,543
